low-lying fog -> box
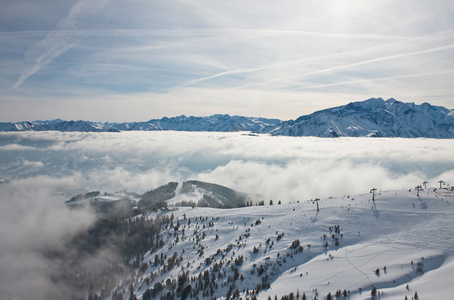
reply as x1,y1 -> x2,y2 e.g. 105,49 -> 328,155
1,131 -> 453,200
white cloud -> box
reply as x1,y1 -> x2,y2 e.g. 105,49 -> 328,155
0,177 -> 96,299
1,132 -> 453,199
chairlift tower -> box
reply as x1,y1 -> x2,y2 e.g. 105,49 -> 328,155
422,181 -> 428,189
438,180 -> 445,189
415,185 -> 422,197
314,198 -> 320,212
370,188 -> 377,201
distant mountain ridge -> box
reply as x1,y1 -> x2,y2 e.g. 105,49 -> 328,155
0,114 -> 280,134
1,98 -> 453,138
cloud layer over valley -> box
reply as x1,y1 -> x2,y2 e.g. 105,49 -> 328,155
1,131 -> 453,201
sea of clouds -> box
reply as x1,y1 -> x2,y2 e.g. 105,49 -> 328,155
0,131 -> 453,298
1,131 -> 453,200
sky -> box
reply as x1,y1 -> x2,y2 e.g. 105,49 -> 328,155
0,0 -> 453,122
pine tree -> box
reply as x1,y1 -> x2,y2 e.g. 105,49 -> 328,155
128,284 -> 137,300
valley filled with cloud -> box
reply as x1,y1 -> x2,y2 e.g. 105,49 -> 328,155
1,132 -> 453,200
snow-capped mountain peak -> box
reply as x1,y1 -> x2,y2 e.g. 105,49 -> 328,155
267,98 -> 454,138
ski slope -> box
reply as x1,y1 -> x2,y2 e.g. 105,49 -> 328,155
129,186 -> 454,300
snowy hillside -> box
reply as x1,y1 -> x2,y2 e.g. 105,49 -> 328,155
58,183 -> 454,300
267,98 -> 454,138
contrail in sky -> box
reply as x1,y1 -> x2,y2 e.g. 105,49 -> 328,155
12,0 -> 110,89
196,43 -> 454,102
185,28 -> 454,89
290,70 -> 454,91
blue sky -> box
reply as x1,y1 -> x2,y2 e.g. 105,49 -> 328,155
1,0 -> 453,122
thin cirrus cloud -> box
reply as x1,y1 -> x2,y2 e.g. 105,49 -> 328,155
183,27 -> 454,88
10,0 -> 111,89
1,0 -> 454,121
195,43 -> 454,103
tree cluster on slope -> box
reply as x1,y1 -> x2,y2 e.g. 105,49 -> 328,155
139,182 -> 179,210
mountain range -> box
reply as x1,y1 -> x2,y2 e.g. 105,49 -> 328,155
1,98 -> 453,138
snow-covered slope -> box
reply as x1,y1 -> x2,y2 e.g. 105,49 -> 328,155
267,98 -> 454,138
87,184 -> 454,300
168,180 -> 262,208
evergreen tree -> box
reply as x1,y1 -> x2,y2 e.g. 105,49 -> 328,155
129,288 -> 138,300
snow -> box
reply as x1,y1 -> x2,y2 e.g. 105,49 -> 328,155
128,187 -> 454,299
166,182 -> 202,206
